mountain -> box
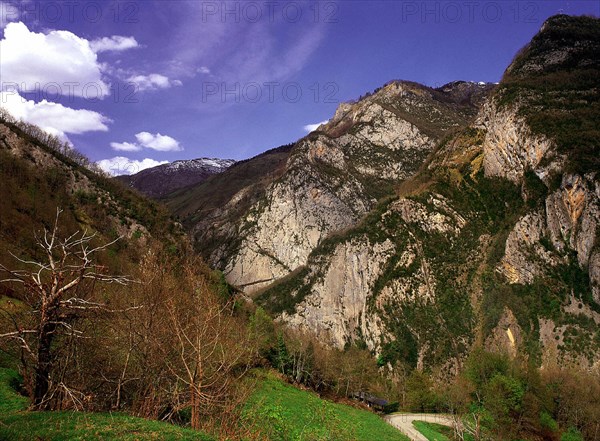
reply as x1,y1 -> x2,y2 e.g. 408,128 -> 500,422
166,81 -> 494,291
167,15 -> 600,370
116,157 -> 236,199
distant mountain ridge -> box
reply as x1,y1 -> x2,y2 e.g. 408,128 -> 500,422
116,157 -> 235,198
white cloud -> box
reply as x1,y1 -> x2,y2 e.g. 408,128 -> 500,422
0,91 -> 111,139
303,120 -> 329,133
110,141 -> 141,152
127,74 -> 182,92
0,22 -> 110,98
198,66 -> 211,74
110,131 -> 183,153
97,156 -> 169,176
90,35 -> 139,53
135,131 -> 182,151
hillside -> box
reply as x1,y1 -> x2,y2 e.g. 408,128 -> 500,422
242,370 -> 407,441
0,113 -> 253,437
0,115 -> 186,275
116,157 -> 235,199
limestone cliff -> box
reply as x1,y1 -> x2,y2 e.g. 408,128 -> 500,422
171,15 -> 600,370
175,80 -> 491,293
253,15 -> 600,369
481,101 -> 555,183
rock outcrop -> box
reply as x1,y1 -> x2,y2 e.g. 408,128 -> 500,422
481,101 -> 555,183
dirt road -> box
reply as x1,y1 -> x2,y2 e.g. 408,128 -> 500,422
384,413 -> 454,441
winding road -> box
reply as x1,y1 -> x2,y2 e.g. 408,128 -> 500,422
384,413 -> 454,441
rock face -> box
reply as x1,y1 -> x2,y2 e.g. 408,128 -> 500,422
223,134 -> 377,293
116,158 -> 235,198
499,210 -> 554,284
545,174 -> 599,268
481,101 -> 554,183
258,15 -> 600,369
171,15 -> 600,370
176,80 -> 491,294
270,190 -> 473,365
283,238 -> 395,350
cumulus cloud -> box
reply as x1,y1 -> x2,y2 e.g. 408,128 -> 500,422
0,91 -> 111,139
303,120 -> 329,133
97,156 -> 169,176
135,132 -> 182,151
90,35 -> 139,53
110,132 -> 182,152
127,74 -> 182,91
0,22 -> 110,98
110,141 -> 141,152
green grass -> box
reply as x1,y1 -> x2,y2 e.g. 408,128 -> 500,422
0,367 -> 407,441
0,368 -> 213,441
0,368 -> 28,414
413,421 -> 479,441
243,370 -> 408,441
0,412 -> 214,441
413,421 -> 452,441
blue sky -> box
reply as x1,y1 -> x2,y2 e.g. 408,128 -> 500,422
1,0 -> 598,175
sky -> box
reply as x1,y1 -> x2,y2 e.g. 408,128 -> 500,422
0,0 -> 598,175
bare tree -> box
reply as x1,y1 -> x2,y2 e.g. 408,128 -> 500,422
105,250 -> 255,436
162,268 -> 252,431
0,208 -> 131,409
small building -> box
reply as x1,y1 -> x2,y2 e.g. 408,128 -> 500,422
352,391 -> 389,412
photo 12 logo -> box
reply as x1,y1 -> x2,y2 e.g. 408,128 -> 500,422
201,81 -> 340,104
1,82 -> 140,105
399,1 -> 539,24
0,1 -> 139,24
200,1 -> 339,24
109,159 -> 141,177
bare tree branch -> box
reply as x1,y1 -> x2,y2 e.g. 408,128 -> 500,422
0,208 -> 132,410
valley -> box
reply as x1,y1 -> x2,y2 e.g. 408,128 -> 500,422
0,10 -> 599,441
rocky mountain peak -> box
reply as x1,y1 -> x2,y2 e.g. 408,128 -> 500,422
504,14 -> 600,79
322,79 -> 494,141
